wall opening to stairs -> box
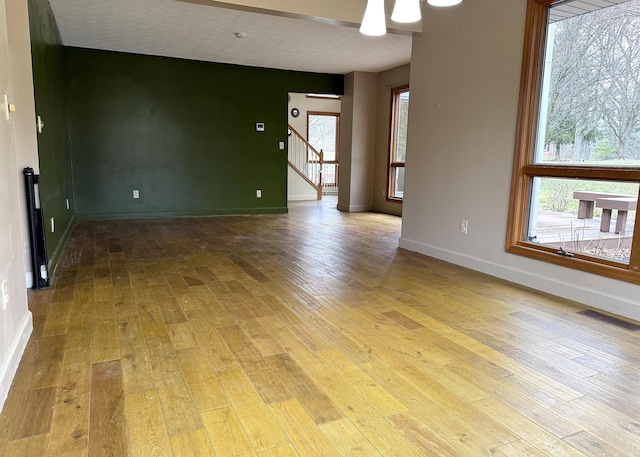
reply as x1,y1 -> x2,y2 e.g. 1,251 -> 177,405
287,93 -> 341,201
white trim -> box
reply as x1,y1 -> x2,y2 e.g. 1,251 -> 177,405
337,204 -> 373,212
399,237 -> 640,322
0,311 -> 33,410
25,272 -> 33,289
287,195 -> 318,201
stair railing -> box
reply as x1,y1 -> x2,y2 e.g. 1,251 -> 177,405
288,125 -> 323,200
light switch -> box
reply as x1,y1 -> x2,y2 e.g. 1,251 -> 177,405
4,95 -> 12,121
0,280 -> 8,310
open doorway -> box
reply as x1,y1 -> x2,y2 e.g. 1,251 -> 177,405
287,93 -> 341,201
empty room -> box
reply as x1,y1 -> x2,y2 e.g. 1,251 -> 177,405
1,0 -> 640,456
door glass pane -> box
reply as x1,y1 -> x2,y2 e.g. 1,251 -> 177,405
308,114 -> 338,162
535,1 -> 640,167
527,177 -> 638,263
394,91 -> 409,163
391,167 -> 405,199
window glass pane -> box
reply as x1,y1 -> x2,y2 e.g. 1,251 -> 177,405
394,91 -> 409,163
535,1 -> 640,167
391,167 -> 405,199
527,177 -> 638,263
308,114 -> 337,162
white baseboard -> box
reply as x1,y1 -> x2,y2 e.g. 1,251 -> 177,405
0,311 -> 33,411
287,195 -> 318,201
337,204 -> 373,212
399,237 -> 640,322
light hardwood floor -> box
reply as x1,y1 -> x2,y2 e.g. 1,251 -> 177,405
1,198 -> 640,456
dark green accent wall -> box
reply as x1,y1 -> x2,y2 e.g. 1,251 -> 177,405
27,0 -> 74,271
66,48 -> 343,219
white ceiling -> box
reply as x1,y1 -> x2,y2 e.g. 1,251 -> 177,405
48,0 -> 413,75
549,0 -> 630,22
47,0 -> 627,75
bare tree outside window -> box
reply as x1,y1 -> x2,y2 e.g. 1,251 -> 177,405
308,114 -> 338,162
542,0 -> 640,164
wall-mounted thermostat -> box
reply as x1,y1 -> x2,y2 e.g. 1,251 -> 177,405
256,122 -> 265,132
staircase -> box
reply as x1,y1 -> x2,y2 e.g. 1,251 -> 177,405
288,125 -> 338,200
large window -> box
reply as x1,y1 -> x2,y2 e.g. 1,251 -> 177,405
307,112 -> 339,163
388,86 -> 409,201
508,0 -> 640,283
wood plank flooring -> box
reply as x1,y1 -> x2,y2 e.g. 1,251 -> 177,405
2,198 -> 640,456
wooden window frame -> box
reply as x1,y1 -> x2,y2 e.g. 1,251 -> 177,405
507,0 -> 640,284
306,111 -> 340,164
387,84 -> 409,203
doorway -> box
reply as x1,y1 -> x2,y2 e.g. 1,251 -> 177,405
307,112 -> 340,194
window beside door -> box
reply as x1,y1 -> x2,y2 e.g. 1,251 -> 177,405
307,112 -> 340,191
307,112 -> 339,163
388,86 -> 409,201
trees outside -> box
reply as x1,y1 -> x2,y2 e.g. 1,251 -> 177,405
543,0 -> 640,162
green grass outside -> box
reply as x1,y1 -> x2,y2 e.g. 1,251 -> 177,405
538,178 -> 639,214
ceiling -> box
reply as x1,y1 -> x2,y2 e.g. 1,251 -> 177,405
47,0 -> 413,75
47,0 -> 628,76
549,0 -> 629,22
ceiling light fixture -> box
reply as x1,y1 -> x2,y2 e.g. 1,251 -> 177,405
361,0 -> 463,36
391,0 -> 422,23
359,0 -> 387,36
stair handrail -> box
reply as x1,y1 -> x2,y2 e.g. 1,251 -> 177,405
288,125 -> 322,161
288,124 -> 324,199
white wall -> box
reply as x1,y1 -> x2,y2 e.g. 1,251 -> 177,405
400,0 -> 640,320
287,167 -> 318,201
0,0 -> 34,409
288,92 -> 341,137
372,64 -> 409,216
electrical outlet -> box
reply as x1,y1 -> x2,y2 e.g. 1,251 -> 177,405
133,189 -> 140,199
0,280 -> 8,310
256,189 -> 262,198
50,217 -> 55,233
460,219 -> 468,234
279,141 -> 285,150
